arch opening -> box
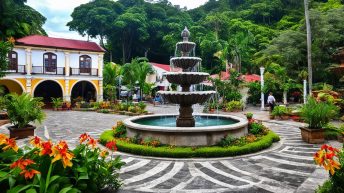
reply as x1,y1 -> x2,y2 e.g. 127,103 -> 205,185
34,80 -> 63,104
0,79 -> 24,96
71,81 -> 96,102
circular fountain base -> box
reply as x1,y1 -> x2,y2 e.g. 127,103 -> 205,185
123,114 -> 248,146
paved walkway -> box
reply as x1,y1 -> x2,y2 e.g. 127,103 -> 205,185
1,105 -> 341,193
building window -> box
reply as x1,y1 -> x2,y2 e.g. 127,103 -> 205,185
80,55 -> 91,74
79,55 -> 92,69
8,51 -> 18,70
43,52 -> 57,72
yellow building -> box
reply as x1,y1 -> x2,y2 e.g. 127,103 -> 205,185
0,35 -> 104,103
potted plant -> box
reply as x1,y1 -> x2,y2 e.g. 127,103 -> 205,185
51,97 -> 63,110
271,106 -> 288,120
300,97 -> 339,144
5,93 -> 45,139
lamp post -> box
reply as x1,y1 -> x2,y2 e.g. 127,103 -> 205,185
303,79 -> 307,104
260,67 -> 265,110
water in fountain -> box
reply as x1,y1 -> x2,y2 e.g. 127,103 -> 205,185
158,27 -> 216,127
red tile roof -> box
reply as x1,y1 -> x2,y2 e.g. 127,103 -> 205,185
243,74 -> 261,82
151,62 -> 181,72
16,35 -> 105,52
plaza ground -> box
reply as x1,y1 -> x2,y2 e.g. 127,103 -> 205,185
1,104 -> 342,193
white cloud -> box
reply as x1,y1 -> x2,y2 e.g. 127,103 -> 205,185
169,0 -> 208,9
26,0 -> 208,40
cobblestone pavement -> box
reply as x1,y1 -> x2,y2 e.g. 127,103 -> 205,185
0,105 -> 335,193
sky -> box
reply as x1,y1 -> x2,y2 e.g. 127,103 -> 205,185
26,0 -> 209,41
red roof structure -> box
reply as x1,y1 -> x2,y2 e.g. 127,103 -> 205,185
243,74 -> 260,82
16,35 -> 105,52
151,62 -> 181,72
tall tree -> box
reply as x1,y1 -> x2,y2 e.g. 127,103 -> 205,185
304,0 -> 312,95
0,0 -> 46,40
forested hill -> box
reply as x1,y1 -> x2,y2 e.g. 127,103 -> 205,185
1,0 -> 343,87
66,0 -> 343,86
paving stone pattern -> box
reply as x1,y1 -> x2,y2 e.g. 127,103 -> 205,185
0,107 -> 332,193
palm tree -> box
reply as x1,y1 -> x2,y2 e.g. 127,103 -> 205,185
121,58 -> 154,101
103,62 -> 121,86
304,0 -> 312,95
103,62 -> 121,101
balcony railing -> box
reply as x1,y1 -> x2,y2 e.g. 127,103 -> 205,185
5,66 -> 98,76
70,68 -> 98,76
5,65 -> 26,74
32,66 -> 65,75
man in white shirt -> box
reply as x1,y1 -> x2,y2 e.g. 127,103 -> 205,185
267,92 -> 276,111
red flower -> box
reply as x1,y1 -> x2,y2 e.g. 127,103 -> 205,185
106,140 -> 117,151
79,133 -> 90,144
10,158 -> 35,170
88,137 -> 97,148
30,136 -> 42,148
40,141 -> 53,156
321,144 -> 329,150
2,138 -> 19,152
20,169 -> 40,179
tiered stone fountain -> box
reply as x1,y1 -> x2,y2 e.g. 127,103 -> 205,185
158,27 -> 215,127
124,27 -> 248,146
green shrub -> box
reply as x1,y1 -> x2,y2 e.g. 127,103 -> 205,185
80,101 -> 90,109
271,105 -> 288,117
226,101 -> 243,112
250,122 -> 263,135
128,106 -> 136,113
225,90 -> 242,101
300,97 -> 339,129
51,97 -> 63,108
247,82 -> 261,105
100,131 -> 280,158
246,112 -> 253,119
99,109 -> 110,114
138,102 -> 147,111
217,135 -> 236,147
5,93 -> 45,129
113,121 -> 127,138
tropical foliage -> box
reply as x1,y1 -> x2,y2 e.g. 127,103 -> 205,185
300,97 -> 339,129
67,0 -> 344,89
5,93 -> 45,129
0,133 -> 124,193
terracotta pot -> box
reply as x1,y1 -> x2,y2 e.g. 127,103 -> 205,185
281,115 -> 289,120
8,125 -> 36,139
300,127 -> 324,144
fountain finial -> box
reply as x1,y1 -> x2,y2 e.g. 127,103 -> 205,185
181,26 -> 190,42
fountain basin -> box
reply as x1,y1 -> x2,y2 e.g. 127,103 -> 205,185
158,91 -> 215,105
171,57 -> 202,69
123,114 -> 248,146
165,72 -> 209,85
176,42 -> 196,53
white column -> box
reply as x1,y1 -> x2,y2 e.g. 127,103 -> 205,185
25,48 -> 31,75
98,54 -> 103,78
25,75 -> 32,94
303,79 -> 307,104
64,79 -> 70,101
260,67 -> 265,110
64,52 -> 70,76
98,79 -> 103,101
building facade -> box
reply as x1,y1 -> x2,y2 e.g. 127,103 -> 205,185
0,35 -> 105,103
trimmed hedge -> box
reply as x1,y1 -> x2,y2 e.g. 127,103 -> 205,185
99,130 -> 280,158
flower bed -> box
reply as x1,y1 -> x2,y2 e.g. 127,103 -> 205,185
99,120 -> 280,158
0,133 -> 124,192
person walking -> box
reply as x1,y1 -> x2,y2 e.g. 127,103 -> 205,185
267,92 -> 276,112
